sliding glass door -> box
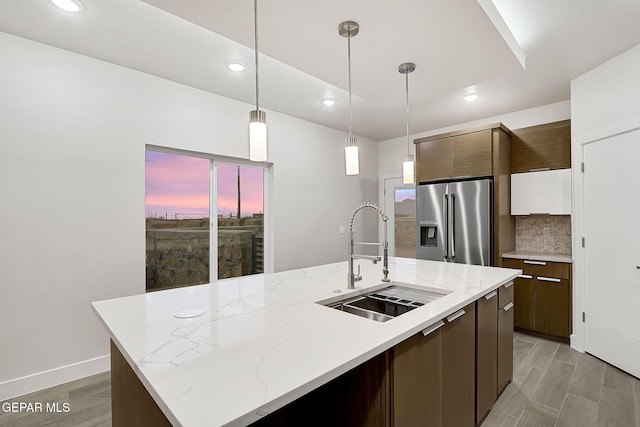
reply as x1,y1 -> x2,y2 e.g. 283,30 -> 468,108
145,150 -> 266,291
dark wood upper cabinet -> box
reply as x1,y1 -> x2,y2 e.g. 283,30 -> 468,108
511,120 -> 571,173
415,125 -> 507,183
417,137 -> 452,182
453,130 -> 492,179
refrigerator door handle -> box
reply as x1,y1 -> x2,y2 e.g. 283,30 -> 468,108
443,194 -> 449,259
450,193 -> 456,259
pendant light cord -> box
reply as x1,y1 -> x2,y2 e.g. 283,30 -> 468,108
254,0 -> 260,112
405,72 -> 410,155
347,34 -> 353,138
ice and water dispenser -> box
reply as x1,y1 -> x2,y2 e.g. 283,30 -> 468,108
419,221 -> 438,247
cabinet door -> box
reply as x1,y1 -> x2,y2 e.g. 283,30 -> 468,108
442,303 -> 475,427
513,274 -> 534,330
511,120 -> 571,173
476,292 -> 498,424
535,277 -> 570,338
417,137 -> 451,183
498,300 -> 514,393
393,326 -> 443,427
452,130 -> 492,178
511,169 -> 572,215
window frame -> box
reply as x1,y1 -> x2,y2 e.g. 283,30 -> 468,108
146,144 -> 273,284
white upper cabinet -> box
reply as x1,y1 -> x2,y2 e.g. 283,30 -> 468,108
511,169 -> 571,215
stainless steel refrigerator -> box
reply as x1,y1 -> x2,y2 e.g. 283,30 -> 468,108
416,178 -> 493,266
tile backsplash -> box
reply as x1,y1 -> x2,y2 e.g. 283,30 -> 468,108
515,215 -> 571,254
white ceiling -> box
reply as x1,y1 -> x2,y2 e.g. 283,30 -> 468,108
2,0 -> 640,141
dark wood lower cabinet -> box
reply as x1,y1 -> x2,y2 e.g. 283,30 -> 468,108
113,297 -> 512,427
442,303 -> 476,427
534,278 -> 570,338
110,341 -> 172,427
513,274 -> 534,330
476,293 -> 498,424
504,258 -> 572,340
392,325 -> 443,427
498,300 -> 514,393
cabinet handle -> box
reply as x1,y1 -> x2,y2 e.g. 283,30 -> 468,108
537,276 -> 561,283
422,321 -> 445,337
446,309 -> 466,323
504,282 -> 513,288
454,175 -> 472,180
529,167 -> 551,172
503,302 -> 515,312
484,291 -> 497,300
524,260 -> 547,266
433,177 -> 450,181
518,274 -> 533,279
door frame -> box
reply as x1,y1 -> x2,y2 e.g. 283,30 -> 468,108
571,125 -> 640,353
379,173 -> 416,258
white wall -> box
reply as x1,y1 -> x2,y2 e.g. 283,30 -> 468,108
378,100 -> 571,177
0,32 -> 378,400
570,42 -> 640,352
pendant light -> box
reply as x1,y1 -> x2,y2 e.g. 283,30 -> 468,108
399,62 -> 416,184
249,0 -> 267,161
339,21 -> 360,176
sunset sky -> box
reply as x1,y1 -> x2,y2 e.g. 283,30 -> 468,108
145,151 -> 263,219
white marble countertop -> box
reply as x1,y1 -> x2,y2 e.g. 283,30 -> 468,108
502,250 -> 573,263
92,257 -> 520,427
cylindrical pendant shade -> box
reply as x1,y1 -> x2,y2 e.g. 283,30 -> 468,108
249,110 -> 267,161
402,158 -> 415,184
345,145 -> 359,176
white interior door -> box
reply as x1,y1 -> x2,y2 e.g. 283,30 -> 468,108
583,129 -> 640,378
383,177 -> 416,258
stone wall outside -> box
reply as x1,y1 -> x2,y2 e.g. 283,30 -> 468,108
146,216 -> 263,291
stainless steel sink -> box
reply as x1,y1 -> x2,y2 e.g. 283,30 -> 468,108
321,282 -> 450,322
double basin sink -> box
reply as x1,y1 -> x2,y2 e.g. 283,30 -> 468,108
321,282 -> 450,322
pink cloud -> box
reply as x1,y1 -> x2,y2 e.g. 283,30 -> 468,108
146,152 -> 263,218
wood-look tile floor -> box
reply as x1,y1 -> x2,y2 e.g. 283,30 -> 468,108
1,333 -> 638,426
0,372 -> 111,427
482,332 -> 640,427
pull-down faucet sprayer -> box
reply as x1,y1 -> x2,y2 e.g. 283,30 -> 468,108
348,202 -> 390,289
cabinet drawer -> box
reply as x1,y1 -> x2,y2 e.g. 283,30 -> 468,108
503,258 -> 524,271
503,258 -> 570,279
498,282 -> 514,308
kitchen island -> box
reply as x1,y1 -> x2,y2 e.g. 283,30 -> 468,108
92,257 -> 520,426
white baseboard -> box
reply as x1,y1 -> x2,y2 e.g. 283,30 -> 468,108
0,355 -> 110,402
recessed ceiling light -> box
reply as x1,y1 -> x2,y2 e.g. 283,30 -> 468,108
227,61 -> 246,72
322,98 -> 336,107
464,93 -> 480,102
51,0 -> 84,12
